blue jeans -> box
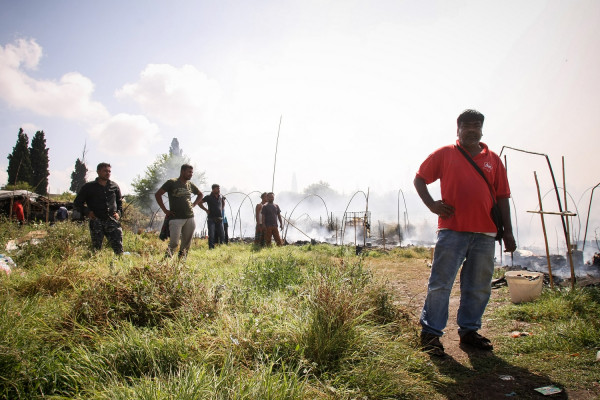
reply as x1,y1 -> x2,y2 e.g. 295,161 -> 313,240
207,218 -> 225,249
420,230 -> 496,337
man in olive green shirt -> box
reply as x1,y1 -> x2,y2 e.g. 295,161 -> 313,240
155,164 -> 203,257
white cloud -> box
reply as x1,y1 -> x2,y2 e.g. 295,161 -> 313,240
48,166 -> 72,194
0,169 -> 7,188
0,38 -> 109,123
116,64 -> 221,126
20,123 -> 42,135
89,113 -> 160,156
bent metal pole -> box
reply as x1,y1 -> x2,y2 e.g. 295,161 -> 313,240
271,115 -> 282,193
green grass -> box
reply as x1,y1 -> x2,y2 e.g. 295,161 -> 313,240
0,221 -> 435,399
492,287 -> 600,386
0,220 -> 598,399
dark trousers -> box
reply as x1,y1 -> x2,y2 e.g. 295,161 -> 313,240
254,225 -> 265,246
89,218 -> 123,254
207,218 -> 225,249
218,222 -> 229,244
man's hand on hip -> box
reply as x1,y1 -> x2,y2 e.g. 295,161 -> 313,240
429,200 -> 455,219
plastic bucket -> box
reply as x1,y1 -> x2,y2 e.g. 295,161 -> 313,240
505,271 -> 544,304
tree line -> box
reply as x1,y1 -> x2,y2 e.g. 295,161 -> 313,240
5,132 -> 203,216
5,128 -> 50,195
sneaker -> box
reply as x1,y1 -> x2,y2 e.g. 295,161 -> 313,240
460,331 -> 493,350
420,332 -> 445,357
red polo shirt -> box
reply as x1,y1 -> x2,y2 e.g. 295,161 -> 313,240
13,202 -> 24,221
416,141 -> 510,233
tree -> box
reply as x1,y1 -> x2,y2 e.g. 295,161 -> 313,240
70,145 -> 88,194
303,181 -> 337,197
29,130 -> 50,195
70,158 -> 88,194
131,152 -> 205,212
6,128 -> 33,187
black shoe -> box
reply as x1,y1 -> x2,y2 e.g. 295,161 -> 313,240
420,332 -> 445,357
460,331 -> 493,350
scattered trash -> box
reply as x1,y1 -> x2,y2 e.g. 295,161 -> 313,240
534,385 -> 562,395
229,335 -> 239,346
499,375 -> 515,381
492,276 -> 507,288
0,254 -> 16,275
510,331 -> 531,338
504,392 -> 517,397
6,230 -> 48,251
595,351 -> 600,362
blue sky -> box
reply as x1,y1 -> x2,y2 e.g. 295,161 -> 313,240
1,0 -> 599,248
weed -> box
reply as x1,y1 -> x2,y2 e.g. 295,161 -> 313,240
301,277 -> 364,372
242,254 -> 304,294
73,261 -> 215,327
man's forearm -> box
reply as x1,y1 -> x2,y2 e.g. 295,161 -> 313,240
192,195 -> 203,207
155,193 -> 167,214
498,197 -> 513,233
414,177 -> 435,209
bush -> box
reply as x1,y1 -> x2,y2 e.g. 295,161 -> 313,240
74,261 -> 215,327
242,254 -> 305,294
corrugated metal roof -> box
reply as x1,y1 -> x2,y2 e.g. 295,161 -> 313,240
0,190 -> 40,200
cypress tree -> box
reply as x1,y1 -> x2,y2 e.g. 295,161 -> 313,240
6,128 -> 33,187
29,130 -> 50,195
70,158 -> 88,194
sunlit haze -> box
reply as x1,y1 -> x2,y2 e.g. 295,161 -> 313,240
1,1 -> 599,256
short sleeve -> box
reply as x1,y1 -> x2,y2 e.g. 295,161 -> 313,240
160,180 -> 172,192
416,147 -> 446,184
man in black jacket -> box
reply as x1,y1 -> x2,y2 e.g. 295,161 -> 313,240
74,162 -> 123,254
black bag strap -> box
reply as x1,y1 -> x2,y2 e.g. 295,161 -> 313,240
455,145 -> 497,204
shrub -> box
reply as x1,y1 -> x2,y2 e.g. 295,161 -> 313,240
242,254 -> 305,294
73,261 -> 215,327
301,277 -> 364,372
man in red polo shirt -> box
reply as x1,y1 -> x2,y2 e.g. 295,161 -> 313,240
414,109 -> 516,357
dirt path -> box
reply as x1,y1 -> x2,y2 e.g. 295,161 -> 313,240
369,256 -> 597,400
370,257 -> 472,360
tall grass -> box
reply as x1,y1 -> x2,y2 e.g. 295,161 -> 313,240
0,221 -> 436,399
496,288 -> 600,353
2,220 -> 597,398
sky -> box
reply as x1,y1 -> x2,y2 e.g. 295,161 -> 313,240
1,0 -> 599,252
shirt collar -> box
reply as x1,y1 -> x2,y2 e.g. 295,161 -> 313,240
455,140 -> 489,156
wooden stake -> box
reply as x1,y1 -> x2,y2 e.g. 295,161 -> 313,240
534,171 -> 554,289
562,157 -> 576,289
364,188 -> 369,247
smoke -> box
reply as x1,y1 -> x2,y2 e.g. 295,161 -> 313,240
212,183 -> 600,267
212,187 -> 435,246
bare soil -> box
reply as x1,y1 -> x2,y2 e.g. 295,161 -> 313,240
368,256 -> 600,400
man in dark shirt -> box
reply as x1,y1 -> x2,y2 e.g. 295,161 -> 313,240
261,192 -> 283,246
199,184 -> 226,249
74,162 -> 123,254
